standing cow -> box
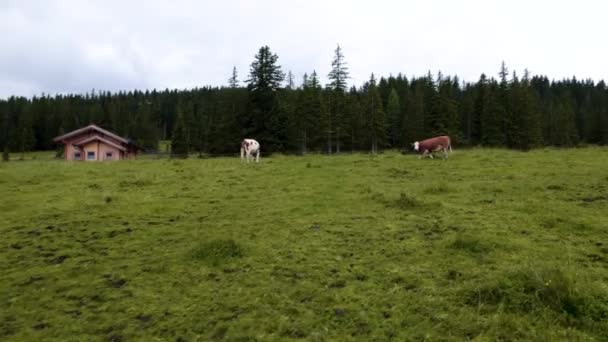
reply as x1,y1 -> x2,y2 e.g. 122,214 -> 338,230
240,139 -> 260,163
413,135 -> 452,159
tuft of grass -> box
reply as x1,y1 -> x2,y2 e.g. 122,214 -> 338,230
466,267 -> 608,322
546,184 -> 565,191
386,167 -> 409,178
450,235 -> 491,255
190,239 -> 243,265
118,179 -> 153,187
423,182 -> 452,194
393,192 -> 420,209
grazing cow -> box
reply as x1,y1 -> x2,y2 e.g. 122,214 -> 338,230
240,139 -> 260,163
413,135 -> 452,159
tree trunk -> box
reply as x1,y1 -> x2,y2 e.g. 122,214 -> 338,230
301,130 -> 307,155
336,127 -> 341,153
2,145 -> 8,162
327,113 -> 332,155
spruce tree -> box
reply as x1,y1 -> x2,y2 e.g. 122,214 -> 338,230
518,69 -> 543,149
55,126 -> 65,158
19,126 -> 35,159
327,44 -> 349,92
386,88 -> 401,147
481,81 -> 507,146
471,74 -> 488,145
347,87 -> 364,151
228,66 -> 239,88
459,84 -> 476,145
365,74 -> 386,154
292,73 -> 323,154
244,46 -> 285,151
286,71 -> 295,90
327,44 -> 350,154
402,80 -> 425,145
425,78 -> 444,136
171,110 -> 189,158
505,71 -> 522,148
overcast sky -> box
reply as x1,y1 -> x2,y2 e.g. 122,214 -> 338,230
1,0 -> 606,98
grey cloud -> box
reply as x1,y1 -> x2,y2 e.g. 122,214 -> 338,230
1,0 -> 607,98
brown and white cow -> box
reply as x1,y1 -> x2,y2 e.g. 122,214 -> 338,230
240,139 -> 260,163
413,135 -> 452,159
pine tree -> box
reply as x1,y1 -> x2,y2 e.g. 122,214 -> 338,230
244,46 -> 285,151
171,109 -> 189,158
247,46 -> 285,92
425,74 -> 445,137
517,69 -> 542,149
347,87 -> 364,151
402,80 -> 425,145
291,73 -> 323,154
55,126 -> 65,158
436,77 -> 460,140
19,126 -> 35,159
553,95 -> 579,146
327,44 -> 350,153
459,84 -> 476,145
365,74 -> 386,154
228,66 -> 239,88
505,71 -> 522,148
327,44 -> 349,92
498,62 -> 511,144
386,88 -> 401,147
286,70 -> 295,90
481,81 -> 507,146
471,74 -> 488,145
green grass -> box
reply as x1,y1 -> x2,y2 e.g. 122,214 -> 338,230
1,148 -> 608,341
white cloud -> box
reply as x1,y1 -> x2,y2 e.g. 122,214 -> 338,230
1,0 -> 607,98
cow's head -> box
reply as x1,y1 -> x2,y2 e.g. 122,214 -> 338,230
412,141 -> 419,151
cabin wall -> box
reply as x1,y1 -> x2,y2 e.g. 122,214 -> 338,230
82,141 -> 100,161
64,142 -> 81,161
98,143 -> 122,161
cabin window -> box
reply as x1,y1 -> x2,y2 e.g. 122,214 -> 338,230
74,152 -> 81,160
105,152 -> 113,160
87,151 -> 95,160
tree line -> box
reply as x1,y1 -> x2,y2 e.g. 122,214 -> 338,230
1,45 -> 607,159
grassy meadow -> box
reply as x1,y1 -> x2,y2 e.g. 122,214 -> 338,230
1,148 -> 607,341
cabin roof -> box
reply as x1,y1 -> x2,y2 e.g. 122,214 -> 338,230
72,134 -> 128,152
53,124 -> 129,144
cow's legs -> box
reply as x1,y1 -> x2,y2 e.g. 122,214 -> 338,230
255,150 -> 260,163
444,147 -> 449,159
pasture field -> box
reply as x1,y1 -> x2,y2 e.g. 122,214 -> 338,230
1,148 -> 607,341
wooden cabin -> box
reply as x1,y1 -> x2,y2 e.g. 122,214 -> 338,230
53,125 -> 139,161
